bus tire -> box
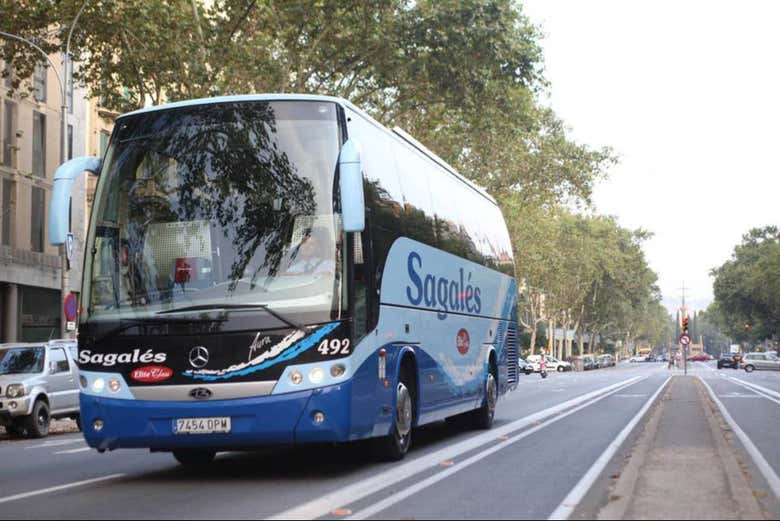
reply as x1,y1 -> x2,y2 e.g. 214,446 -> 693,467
374,366 -> 415,461
471,363 -> 498,430
173,449 -> 216,467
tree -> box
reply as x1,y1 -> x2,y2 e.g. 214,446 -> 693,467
711,226 -> 780,343
1,0 -> 612,206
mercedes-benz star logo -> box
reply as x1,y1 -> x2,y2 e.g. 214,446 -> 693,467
189,346 -> 210,369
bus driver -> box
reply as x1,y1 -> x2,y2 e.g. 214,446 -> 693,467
285,227 -> 336,276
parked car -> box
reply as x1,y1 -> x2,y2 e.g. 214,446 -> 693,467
518,358 -> 534,375
629,355 -> 647,363
740,352 -> 780,373
527,355 -> 573,372
0,340 -> 80,438
598,354 -> 615,368
687,353 -> 713,362
582,356 -> 595,370
717,354 -> 742,369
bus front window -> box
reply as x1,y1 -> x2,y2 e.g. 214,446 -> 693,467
84,101 -> 343,324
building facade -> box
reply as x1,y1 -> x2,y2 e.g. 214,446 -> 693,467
0,55 -> 113,343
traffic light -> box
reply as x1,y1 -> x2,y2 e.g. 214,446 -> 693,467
682,316 -> 690,334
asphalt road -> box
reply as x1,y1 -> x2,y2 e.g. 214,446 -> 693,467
0,362 -> 776,520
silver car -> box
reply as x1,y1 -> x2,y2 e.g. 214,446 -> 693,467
740,352 -> 780,373
0,340 -> 81,438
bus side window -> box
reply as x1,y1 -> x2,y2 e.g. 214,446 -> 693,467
394,143 -> 437,247
346,111 -> 404,335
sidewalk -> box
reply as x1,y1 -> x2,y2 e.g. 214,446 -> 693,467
599,376 -> 764,520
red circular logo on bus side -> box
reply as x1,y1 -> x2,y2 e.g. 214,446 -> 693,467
131,366 -> 173,383
456,329 -> 470,356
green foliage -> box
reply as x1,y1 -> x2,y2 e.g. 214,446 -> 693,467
711,226 -> 780,342
697,305 -> 734,354
510,203 -> 665,355
1,0 -> 612,205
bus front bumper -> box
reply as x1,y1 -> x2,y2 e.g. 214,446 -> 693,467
79,382 -> 354,451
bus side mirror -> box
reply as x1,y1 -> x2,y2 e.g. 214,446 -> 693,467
49,156 -> 102,245
338,139 -> 365,233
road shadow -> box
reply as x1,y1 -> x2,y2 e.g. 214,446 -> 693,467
116,419 -> 480,484
0,420 -> 80,443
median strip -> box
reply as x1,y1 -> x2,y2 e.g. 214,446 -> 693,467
267,375 -> 645,520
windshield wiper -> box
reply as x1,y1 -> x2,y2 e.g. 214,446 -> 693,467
156,304 -> 306,333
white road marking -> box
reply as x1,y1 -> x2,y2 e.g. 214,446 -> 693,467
720,393 -> 764,399
612,394 -> 648,399
728,378 -> 780,406
345,376 -> 651,521
548,376 -> 672,521
0,474 -> 126,505
24,438 -> 84,450
266,375 -> 645,520
730,378 -> 780,401
54,447 -> 91,455
699,377 -> 780,500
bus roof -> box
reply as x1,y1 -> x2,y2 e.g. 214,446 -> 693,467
119,94 -> 496,204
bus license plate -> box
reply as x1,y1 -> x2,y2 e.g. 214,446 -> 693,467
174,417 -> 231,435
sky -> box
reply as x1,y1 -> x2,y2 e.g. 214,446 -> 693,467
521,0 -> 780,315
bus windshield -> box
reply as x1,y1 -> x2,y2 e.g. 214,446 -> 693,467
83,100 -> 343,323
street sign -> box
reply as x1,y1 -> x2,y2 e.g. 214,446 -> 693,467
66,321 -> 76,332
64,293 -> 78,322
680,334 -> 691,346
66,233 -> 75,264
730,344 -> 741,354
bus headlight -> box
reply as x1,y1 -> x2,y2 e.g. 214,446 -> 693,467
309,367 -> 325,385
92,378 -> 105,393
290,370 -> 303,385
108,379 -> 121,393
330,364 -> 346,378
79,376 -> 88,388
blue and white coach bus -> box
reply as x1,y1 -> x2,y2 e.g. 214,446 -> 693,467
49,95 -> 518,465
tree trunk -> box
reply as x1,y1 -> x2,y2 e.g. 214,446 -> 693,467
590,328 -> 600,354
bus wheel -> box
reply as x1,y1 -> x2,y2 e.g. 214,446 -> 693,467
374,369 -> 414,461
471,367 -> 497,430
173,450 -> 216,467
